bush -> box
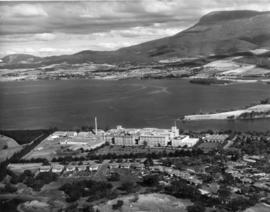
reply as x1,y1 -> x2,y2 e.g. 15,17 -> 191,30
112,200 -> 124,210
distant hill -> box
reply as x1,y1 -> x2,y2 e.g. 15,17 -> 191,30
1,10 -> 270,67
2,54 -> 41,64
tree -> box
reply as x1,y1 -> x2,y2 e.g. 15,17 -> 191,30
141,175 -> 159,187
119,182 -> 134,193
143,157 -> 153,167
187,203 -> 205,212
112,200 -> 124,210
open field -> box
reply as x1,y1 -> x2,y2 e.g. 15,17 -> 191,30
96,193 -> 192,212
245,203 -> 270,212
23,131 -> 105,161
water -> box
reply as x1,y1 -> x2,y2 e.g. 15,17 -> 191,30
0,79 -> 270,131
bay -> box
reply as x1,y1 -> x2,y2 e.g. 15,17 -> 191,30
0,79 -> 270,132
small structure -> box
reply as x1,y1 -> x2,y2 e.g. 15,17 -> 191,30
52,164 -> 64,173
109,163 -> 119,169
40,165 -> 51,173
77,165 -> 88,172
131,163 -> 144,170
66,165 -> 76,172
89,164 -> 100,171
121,163 -> 131,169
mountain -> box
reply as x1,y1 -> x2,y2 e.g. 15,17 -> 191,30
116,10 -> 270,61
1,10 -> 270,67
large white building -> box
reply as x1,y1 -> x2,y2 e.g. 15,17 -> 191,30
172,135 -> 199,147
114,134 -> 136,146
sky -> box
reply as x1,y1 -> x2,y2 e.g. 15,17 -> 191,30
0,0 -> 270,57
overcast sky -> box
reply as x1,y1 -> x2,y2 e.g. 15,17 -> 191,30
0,0 -> 270,57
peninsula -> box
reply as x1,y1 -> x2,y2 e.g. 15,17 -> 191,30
184,104 -> 270,121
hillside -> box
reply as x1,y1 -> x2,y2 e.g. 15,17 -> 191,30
116,10 -> 270,61
0,134 -> 22,162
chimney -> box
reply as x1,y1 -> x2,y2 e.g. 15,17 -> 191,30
95,117 -> 98,135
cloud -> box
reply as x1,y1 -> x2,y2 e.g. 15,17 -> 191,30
34,33 -> 56,41
1,3 -> 48,17
0,0 -> 270,56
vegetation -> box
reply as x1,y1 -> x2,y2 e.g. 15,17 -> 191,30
112,200 -> 124,210
187,203 -> 206,212
60,180 -> 114,202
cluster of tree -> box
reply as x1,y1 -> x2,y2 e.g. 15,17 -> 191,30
165,179 -> 201,200
233,136 -> 270,155
60,180 -> 114,202
118,182 -> 135,194
260,98 -> 270,104
9,170 -> 58,191
0,183 -> 17,193
50,148 -> 203,163
13,158 -> 50,165
187,203 -> 205,212
225,197 -> 257,212
0,199 -> 24,212
140,174 -> 160,187
238,111 -> 270,120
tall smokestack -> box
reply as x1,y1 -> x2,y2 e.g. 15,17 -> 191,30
95,117 -> 98,135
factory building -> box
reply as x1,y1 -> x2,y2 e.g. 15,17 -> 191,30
106,125 -> 181,147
